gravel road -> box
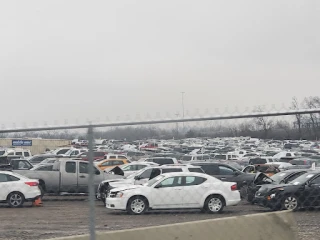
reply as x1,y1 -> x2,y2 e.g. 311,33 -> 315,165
0,198 -> 319,240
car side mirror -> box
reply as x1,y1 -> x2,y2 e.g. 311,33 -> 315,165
234,171 -> 241,176
134,176 -> 140,180
154,184 -> 161,189
95,170 -> 100,175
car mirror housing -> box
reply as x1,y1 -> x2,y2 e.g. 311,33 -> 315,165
134,176 -> 140,180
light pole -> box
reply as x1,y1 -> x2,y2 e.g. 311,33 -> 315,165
175,112 -> 179,138
181,92 -> 185,130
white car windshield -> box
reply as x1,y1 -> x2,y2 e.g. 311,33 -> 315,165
64,149 -> 74,155
147,175 -> 165,187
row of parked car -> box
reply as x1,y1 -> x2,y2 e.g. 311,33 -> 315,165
1,137 -> 320,213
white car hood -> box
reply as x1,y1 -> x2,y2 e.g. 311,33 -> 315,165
110,184 -> 143,192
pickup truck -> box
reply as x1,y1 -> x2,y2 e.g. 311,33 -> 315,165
0,158 -> 33,170
13,159 -> 118,194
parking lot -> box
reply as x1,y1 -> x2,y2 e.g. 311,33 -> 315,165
0,197 -> 319,240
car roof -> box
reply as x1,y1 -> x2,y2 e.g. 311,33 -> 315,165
159,172 -> 210,178
278,169 -> 309,173
162,164 -> 202,168
144,165 -> 194,170
125,162 -> 158,166
189,161 -> 220,165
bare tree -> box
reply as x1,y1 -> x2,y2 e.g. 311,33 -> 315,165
275,120 -> 291,139
302,96 -> 320,140
253,106 -> 273,139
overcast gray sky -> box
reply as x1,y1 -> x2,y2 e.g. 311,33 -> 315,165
0,0 -> 319,127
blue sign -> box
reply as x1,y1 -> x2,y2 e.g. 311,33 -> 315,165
12,140 -> 32,147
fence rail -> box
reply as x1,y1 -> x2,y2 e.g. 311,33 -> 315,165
1,108 -> 320,133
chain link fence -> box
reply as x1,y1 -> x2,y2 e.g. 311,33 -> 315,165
1,105 -> 320,240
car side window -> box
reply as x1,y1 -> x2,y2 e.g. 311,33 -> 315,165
184,176 -> 207,186
162,168 -> 183,173
114,160 -> 124,165
219,166 -> 235,175
139,169 -> 153,179
65,162 -> 76,173
311,176 -> 320,185
79,162 -> 89,174
7,175 -> 20,181
0,174 -> 8,182
122,165 -> 131,171
101,161 -> 115,166
0,174 -> 19,182
199,165 -> 219,175
188,168 -> 204,173
136,165 -> 146,170
286,172 -> 306,183
157,177 -> 182,188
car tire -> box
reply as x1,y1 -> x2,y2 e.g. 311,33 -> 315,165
126,196 -> 148,215
282,195 -> 300,211
204,195 -> 224,214
7,192 -> 25,208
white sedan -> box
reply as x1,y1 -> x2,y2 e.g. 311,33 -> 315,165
0,171 -> 41,207
106,172 -> 240,214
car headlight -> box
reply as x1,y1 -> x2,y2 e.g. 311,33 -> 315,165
269,193 -> 276,199
116,192 -> 124,198
267,188 -> 284,200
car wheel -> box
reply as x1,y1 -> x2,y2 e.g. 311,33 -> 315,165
205,195 -> 224,213
7,192 -> 25,208
282,195 -> 299,211
127,196 -> 148,215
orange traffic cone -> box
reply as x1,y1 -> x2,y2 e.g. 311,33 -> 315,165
32,197 -> 43,207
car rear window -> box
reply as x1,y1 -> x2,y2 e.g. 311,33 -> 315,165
249,158 -> 267,165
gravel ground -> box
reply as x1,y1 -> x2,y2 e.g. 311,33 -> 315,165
0,197 -> 319,240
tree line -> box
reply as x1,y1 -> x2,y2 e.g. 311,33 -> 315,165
1,96 -> 320,141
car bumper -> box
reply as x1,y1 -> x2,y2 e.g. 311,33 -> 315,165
106,197 -> 128,210
24,188 -> 42,201
225,191 -> 241,206
254,195 -> 281,209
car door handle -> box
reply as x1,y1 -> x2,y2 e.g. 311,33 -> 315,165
174,188 -> 182,190
79,176 -> 86,178
220,178 -> 227,180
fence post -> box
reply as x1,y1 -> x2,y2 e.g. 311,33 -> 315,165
88,125 -> 96,240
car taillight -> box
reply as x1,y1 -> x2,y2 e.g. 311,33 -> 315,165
231,184 -> 237,191
25,182 -> 39,187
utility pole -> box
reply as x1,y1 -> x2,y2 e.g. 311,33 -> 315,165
181,92 -> 185,130
175,112 -> 179,138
